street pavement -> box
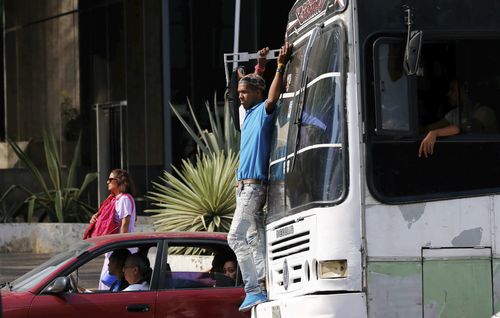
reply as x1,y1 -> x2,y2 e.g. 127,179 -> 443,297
0,253 -> 55,284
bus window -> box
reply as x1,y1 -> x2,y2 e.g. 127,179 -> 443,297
368,37 -> 500,203
373,39 -> 416,135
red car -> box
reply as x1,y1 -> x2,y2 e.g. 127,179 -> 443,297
2,232 -> 248,318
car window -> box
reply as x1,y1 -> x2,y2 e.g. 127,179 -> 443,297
9,241 -> 92,292
161,244 -> 241,290
67,253 -> 106,292
66,244 -> 158,293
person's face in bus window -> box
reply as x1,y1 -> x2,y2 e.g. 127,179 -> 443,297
447,80 -> 459,107
238,83 -> 262,109
223,260 -> 237,280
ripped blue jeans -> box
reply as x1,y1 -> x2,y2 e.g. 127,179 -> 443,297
228,183 -> 267,294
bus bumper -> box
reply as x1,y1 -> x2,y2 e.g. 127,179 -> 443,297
252,293 -> 367,318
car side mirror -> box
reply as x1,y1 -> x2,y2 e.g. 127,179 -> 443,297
404,30 -> 423,76
44,277 -> 71,294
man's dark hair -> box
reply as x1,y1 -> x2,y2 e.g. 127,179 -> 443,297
239,74 -> 266,92
109,249 -> 132,268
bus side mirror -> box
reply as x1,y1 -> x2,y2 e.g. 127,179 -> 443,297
404,30 -> 423,76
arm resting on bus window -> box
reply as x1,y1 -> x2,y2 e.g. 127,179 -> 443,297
266,43 -> 292,113
418,124 -> 460,158
422,117 -> 450,132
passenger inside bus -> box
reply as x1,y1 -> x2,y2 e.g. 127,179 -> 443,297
370,39 -> 500,200
418,79 -> 497,157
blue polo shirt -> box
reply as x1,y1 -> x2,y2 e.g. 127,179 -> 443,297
237,101 -> 276,181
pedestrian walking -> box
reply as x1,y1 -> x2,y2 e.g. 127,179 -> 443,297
83,168 -> 137,290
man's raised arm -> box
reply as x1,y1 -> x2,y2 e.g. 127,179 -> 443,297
265,42 -> 293,113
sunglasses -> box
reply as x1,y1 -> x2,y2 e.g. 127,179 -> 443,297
107,177 -> 117,182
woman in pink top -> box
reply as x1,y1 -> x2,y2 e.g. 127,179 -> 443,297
107,169 -> 136,234
84,168 -> 137,289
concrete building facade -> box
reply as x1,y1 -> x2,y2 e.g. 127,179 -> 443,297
0,0 -> 292,216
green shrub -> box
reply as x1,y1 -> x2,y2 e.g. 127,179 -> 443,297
149,151 -> 238,232
7,131 -> 97,222
147,95 -> 240,232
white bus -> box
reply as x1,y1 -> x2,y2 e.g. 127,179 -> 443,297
254,0 -> 500,317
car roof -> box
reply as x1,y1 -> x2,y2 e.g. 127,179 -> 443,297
84,231 -> 229,250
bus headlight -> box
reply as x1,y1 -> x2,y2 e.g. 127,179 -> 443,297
318,260 -> 347,279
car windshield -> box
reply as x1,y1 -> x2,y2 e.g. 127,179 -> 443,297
6,241 -> 93,292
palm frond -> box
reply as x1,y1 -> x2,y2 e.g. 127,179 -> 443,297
170,103 -> 211,154
171,95 -> 239,156
7,138 -> 50,195
149,95 -> 241,233
7,130 -> 98,222
146,151 -> 238,233
43,131 -> 62,191
66,134 -> 82,191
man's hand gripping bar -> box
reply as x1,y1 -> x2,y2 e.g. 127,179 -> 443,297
224,49 -> 280,86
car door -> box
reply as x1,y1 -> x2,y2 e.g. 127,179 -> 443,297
28,241 -> 161,318
155,288 -> 246,318
154,239 -> 249,318
29,290 -> 158,318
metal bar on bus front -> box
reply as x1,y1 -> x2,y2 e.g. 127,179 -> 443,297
223,49 -> 280,86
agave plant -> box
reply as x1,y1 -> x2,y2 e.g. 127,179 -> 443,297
148,150 -> 238,232
0,185 -> 31,222
147,94 -> 240,233
170,93 -> 239,155
7,131 -> 97,222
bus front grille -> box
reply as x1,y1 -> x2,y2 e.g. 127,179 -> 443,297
269,230 -> 310,261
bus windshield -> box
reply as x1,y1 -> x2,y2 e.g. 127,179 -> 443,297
267,24 -> 346,224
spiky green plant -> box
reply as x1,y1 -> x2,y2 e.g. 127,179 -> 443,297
0,185 -> 32,222
148,150 -> 238,232
7,131 -> 97,222
147,94 -> 240,233
169,93 -> 239,155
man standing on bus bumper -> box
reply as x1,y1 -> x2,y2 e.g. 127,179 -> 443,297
228,43 -> 292,312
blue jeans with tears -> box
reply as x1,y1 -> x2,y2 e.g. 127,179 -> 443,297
228,183 -> 266,294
